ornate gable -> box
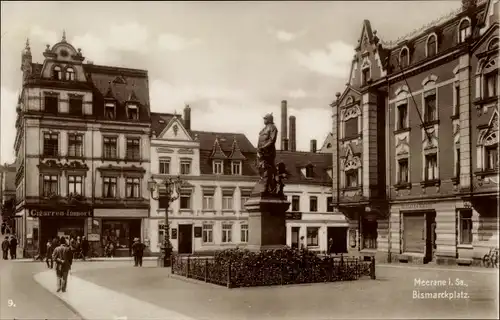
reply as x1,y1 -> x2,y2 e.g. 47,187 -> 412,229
210,137 -> 227,160
228,137 -> 246,160
104,81 -> 116,100
158,115 -> 192,140
478,110 -> 499,146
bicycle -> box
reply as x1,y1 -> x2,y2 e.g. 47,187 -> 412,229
482,247 -> 499,268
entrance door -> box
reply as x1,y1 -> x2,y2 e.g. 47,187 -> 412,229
178,224 -> 192,254
327,227 -> 348,254
291,227 -> 300,249
425,212 -> 436,264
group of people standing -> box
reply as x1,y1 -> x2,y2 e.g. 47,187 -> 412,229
45,236 -> 89,268
1,235 -> 17,259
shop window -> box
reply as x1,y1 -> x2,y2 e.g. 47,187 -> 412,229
424,91 -> 437,122
425,153 -> 438,180
68,133 -> 83,157
202,192 -> 214,210
213,160 -> 223,175
43,133 -> 59,157
397,102 -> 408,130
42,174 -> 58,197
240,224 -> 248,242
344,117 -> 358,138
326,196 -> 334,212
65,67 -> 75,81
180,160 -> 191,175
306,227 -> 319,247
231,161 -> 241,175
180,192 -> 191,209
125,177 -> 140,198
222,195 -> 233,210
292,195 -> 300,212
126,138 -> 140,160
102,221 -> 131,249
345,169 -> 358,188
398,158 -> 409,183
362,218 -> 378,249
68,175 -> 83,196
309,196 -> 318,212
459,210 -> 473,245
202,224 -> 213,243
159,159 -> 170,174
103,137 -> 117,159
103,177 -> 117,198
222,223 -> 232,243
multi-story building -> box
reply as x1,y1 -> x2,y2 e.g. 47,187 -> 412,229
331,0 -> 499,265
14,33 -> 151,257
149,102 -> 345,254
1,163 -> 16,218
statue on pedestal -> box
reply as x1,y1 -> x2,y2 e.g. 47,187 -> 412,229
257,113 -> 287,197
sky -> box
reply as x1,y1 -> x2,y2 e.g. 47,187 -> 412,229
0,1 -> 462,164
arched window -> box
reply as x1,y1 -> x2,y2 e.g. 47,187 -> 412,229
65,67 -> 75,81
52,66 -> 62,80
459,19 -> 471,43
399,48 -> 409,68
488,37 -> 499,51
483,59 -> 498,98
426,34 -> 437,57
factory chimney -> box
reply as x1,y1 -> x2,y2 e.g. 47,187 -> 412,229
183,104 -> 191,131
281,100 -> 288,151
289,115 -> 296,152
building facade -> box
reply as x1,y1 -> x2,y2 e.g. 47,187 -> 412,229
149,102 -> 345,254
331,0 -> 499,266
14,34 -> 151,257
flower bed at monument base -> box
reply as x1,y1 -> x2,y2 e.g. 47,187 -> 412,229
171,248 -> 375,288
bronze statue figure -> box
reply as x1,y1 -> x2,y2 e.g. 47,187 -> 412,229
257,113 -> 287,197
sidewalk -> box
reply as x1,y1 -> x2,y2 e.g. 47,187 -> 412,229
34,269 -> 195,320
12,256 -> 159,263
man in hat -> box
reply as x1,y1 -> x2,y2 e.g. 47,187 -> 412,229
257,113 -> 278,194
131,237 -> 145,267
52,236 -> 73,292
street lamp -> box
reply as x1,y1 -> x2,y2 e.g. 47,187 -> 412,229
148,175 -> 183,267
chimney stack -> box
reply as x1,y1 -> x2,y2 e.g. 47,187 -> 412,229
289,115 -> 296,152
310,139 -> 317,153
183,105 -> 191,131
281,100 -> 288,150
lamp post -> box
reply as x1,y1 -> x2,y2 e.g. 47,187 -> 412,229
148,176 -> 183,267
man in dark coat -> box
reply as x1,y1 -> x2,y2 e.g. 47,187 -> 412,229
52,237 -> 73,292
2,236 -> 9,259
9,235 -> 17,259
81,236 -> 89,260
131,238 -> 145,267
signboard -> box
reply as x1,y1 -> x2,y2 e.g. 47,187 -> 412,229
194,227 -> 202,238
286,212 -> 302,220
87,233 -> 100,242
171,228 -> 177,240
401,202 -> 434,210
29,209 -> 93,218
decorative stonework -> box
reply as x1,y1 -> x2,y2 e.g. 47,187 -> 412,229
343,105 -> 362,121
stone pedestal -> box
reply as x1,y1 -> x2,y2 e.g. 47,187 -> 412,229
244,195 -> 291,252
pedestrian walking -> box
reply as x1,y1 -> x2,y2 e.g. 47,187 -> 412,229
9,235 -> 17,259
52,236 -> 73,293
300,236 -> 305,251
75,236 -> 81,259
81,236 -> 89,260
46,239 -> 54,269
131,237 -> 145,267
1,222 -> 6,235
328,238 -> 334,256
2,236 -> 10,259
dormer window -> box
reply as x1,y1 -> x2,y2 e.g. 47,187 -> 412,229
65,67 -> 75,81
305,165 -> 314,178
52,66 -> 62,80
127,104 -> 139,120
105,103 -> 115,119
426,34 -> 437,57
459,19 -> 471,43
231,160 -> 242,175
399,48 -> 409,68
213,160 -> 223,175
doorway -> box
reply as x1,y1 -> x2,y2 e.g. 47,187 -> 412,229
327,227 -> 348,254
424,212 -> 436,264
291,227 -> 300,249
178,224 -> 192,254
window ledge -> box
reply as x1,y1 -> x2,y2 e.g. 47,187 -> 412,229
340,134 -> 362,142
341,186 -> 362,192
222,210 -> 236,214
420,179 -> 441,187
394,182 -> 412,190
420,120 -> 440,128
457,244 -> 473,249
451,177 -> 460,185
450,114 -> 459,120
475,169 -> 499,178
179,209 -> 193,214
473,96 -> 497,106
201,209 -> 216,213
394,127 -> 411,134
101,157 -> 121,162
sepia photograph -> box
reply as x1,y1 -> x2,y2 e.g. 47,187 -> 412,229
0,1 -> 499,319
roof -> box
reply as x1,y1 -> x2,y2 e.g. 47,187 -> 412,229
150,112 -> 180,136
276,151 -> 332,185
191,131 -> 256,153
